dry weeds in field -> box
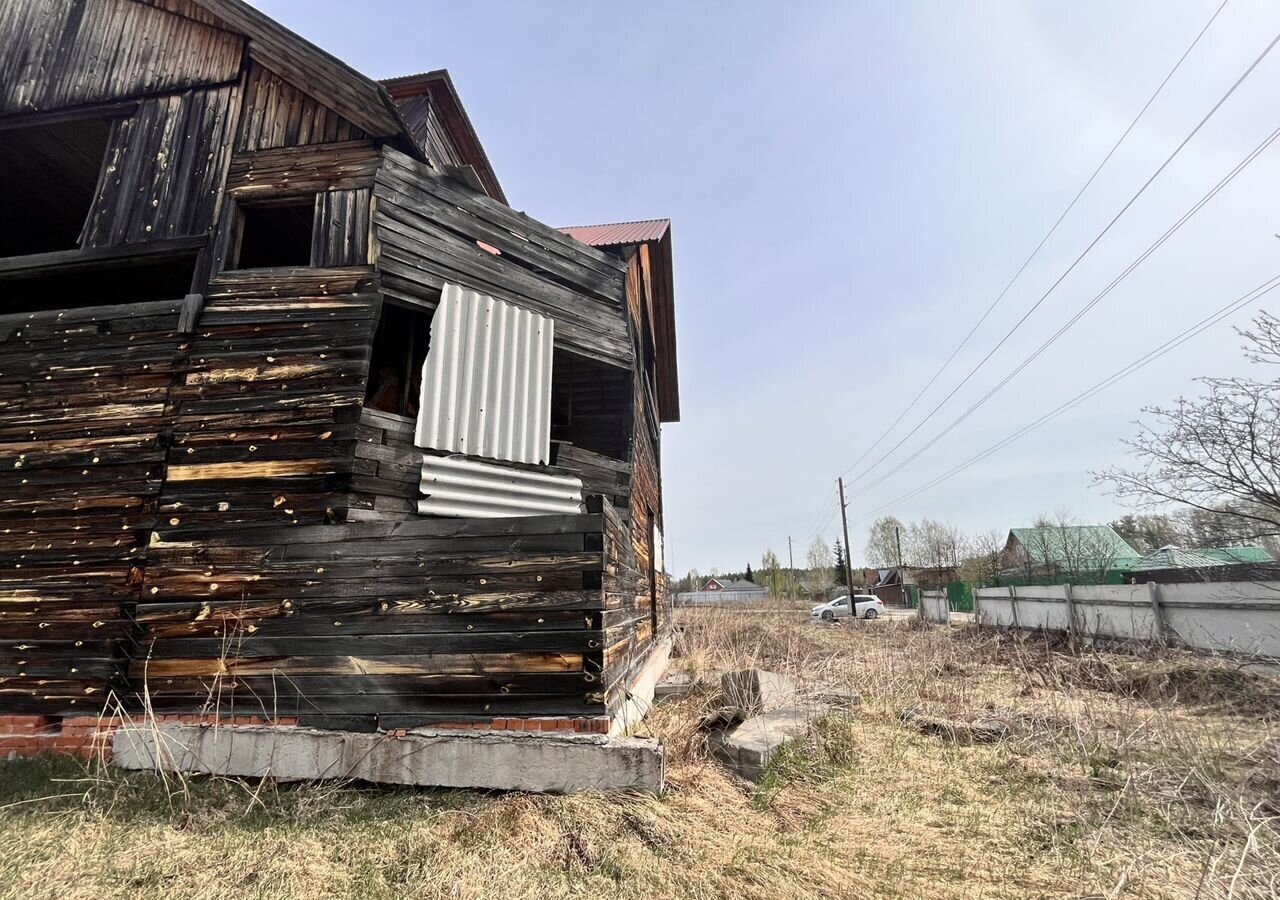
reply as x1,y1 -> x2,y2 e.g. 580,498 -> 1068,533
0,607 -> 1276,900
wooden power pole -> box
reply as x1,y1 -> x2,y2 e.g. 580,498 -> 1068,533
837,477 -> 854,593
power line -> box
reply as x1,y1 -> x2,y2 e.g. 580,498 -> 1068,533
838,0 -> 1231,482
849,270 -> 1280,525
846,121 -> 1280,501
842,23 -> 1280,488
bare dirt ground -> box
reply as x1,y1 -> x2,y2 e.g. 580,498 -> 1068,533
0,607 -> 1276,900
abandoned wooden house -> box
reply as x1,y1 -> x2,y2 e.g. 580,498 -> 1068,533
0,0 -> 680,742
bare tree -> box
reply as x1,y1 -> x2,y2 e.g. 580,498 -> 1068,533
959,529 -> 1005,584
760,549 -> 786,599
911,518 -> 962,572
803,537 -> 833,595
864,516 -> 905,567
1097,312 -> 1280,543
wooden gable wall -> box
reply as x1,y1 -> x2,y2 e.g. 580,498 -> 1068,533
0,0 -> 243,116
236,62 -> 367,152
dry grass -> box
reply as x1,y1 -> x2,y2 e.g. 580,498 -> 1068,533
1,608 -> 1277,899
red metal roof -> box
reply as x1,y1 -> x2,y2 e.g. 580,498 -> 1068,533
558,219 -> 670,247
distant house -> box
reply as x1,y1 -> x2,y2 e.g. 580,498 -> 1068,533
678,577 -> 769,604
1127,545 -> 1276,583
1002,526 -> 1141,581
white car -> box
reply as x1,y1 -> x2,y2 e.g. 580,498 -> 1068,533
811,594 -> 884,622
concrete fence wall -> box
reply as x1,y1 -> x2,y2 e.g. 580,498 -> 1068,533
919,590 -> 950,625
973,581 -> 1280,658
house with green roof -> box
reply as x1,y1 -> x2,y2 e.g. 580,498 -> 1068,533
1001,525 -> 1141,582
1128,544 -> 1274,575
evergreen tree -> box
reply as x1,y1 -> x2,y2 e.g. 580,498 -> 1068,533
833,540 -> 848,586
744,563 -> 755,583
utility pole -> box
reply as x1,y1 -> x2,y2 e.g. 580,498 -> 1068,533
786,536 -> 795,599
837,478 -> 854,593
895,526 -> 905,606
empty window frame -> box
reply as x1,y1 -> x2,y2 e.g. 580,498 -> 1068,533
366,301 -> 433,418
226,197 -> 316,270
0,116 -> 112,258
550,350 -> 632,461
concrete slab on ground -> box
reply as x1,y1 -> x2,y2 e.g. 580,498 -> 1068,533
113,724 -> 664,794
708,704 -> 812,782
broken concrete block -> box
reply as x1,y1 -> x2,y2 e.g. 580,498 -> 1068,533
113,724 -> 664,794
720,669 -> 797,715
708,704 -> 812,781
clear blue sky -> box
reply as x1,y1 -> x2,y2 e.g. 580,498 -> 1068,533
255,0 -> 1280,574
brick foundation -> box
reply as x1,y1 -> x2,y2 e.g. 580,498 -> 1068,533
0,714 -> 610,763
0,714 -> 299,763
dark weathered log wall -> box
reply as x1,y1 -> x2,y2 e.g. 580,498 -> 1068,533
155,268 -> 379,532
133,513 -> 607,726
0,301 -> 188,713
372,148 -> 634,368
0,0 -> 243,116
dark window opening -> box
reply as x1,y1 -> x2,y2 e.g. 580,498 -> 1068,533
0,117 -> 112,257
0,252 -> 198,313
230,198 -> 315,269
551,350 -> 631,461
366,301 -> 433,418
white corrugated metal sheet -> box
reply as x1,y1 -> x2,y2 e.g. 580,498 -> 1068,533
419,454 -> 586,518
415,283 -> 554,465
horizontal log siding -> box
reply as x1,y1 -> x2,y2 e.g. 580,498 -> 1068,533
371,147 -> 633,369
154,268 -> 380,534
133,514 -> 608,727
0,301 -> 188,714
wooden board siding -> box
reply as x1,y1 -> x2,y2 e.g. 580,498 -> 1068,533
394,94 -> 466,170
372,148 -> 633,369
313,188 -> 371,267
0,0 -> 243,116
0,301 -> 188,714
133,514 -> 608,725
84,83 -> 239,248
236,63 -> 367,152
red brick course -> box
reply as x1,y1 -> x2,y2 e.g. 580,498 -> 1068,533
0,714 -> 301,763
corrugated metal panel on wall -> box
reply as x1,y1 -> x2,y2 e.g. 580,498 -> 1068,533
419,455 -> 585,518
416,283 -> 555,465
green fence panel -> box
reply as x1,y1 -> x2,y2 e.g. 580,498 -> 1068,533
945,580 -> 974,612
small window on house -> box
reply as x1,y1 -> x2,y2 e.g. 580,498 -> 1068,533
0,117 -> 112,257
366,301 -> 433,418
229,198 -> 315,269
